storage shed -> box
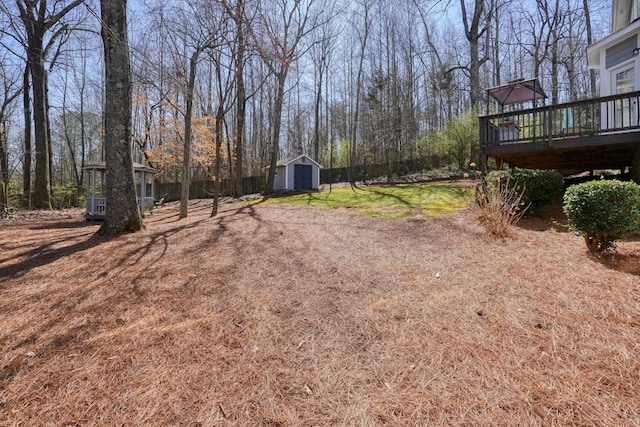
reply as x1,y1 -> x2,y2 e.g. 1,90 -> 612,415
273,155 -> 322,191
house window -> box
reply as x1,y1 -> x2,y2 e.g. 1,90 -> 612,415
611,63 -> 637,128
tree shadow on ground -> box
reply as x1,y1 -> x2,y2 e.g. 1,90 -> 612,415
294,187 -> 414,208
204,202 -> 264,250
0,204 -> 208,284
0,233 -> 105,283
516,215 -> 570,233
361,188 -> 412,206
28,220 -> 98,230
515,196 -> 570,233
589,235 -> 640,276
592,251 -> 640,276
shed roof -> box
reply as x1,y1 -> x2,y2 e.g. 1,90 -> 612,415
276,154 -> 322,168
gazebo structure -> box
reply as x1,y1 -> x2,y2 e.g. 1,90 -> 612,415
83,162 -> 158,220
486,78 -> 547,109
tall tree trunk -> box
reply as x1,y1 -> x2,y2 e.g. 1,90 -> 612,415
97,0 -> 144,236
61,76 -> 81,189
233,0 -> 246,198
583,0 -> 597,97
179,49 -> 201,219
492,4 -> 501,87
0,120 -> 8,208
28,47 -> 52,209
211,104 -> 224,217
265,72 -> 287,194
45,71 -> 54,188
461,0 -> 488,111
350,13 -> 370,184
23,64 -> 31,207
0,76 -> 21,209
313,60 -> 324,161
551,42 -> 559,104
79,69 -> 86,194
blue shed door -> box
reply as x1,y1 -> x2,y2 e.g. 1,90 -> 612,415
294,164 -> 313,189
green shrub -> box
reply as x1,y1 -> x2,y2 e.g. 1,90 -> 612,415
563,180 -> 640,253
487,168 -> 564,215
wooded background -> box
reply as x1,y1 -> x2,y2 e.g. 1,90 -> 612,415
0,0 -> 608,208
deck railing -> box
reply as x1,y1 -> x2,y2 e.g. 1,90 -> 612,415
480,90 -> 640,149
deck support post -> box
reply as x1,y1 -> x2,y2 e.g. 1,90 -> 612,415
480,154 -> 488,174
632,142 -> 640,184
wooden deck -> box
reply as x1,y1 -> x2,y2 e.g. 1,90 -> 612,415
479,91 -> 640,174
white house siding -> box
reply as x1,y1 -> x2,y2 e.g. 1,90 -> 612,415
586,17 -> 640,131
588,20 -> 640,97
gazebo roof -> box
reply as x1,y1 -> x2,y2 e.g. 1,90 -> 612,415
487,78 -> 547,106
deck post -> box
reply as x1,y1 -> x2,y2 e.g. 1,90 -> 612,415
479,116 -> 487,173
632,142 -> 640,183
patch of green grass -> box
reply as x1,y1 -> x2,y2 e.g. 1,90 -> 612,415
260,183 -> 474,218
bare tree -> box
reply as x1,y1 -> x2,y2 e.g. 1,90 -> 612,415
175,3 -> 224,219
310,18 -> 338,161
221,0 -> 250,197
460,0 -> 494,110
348,0 -> 373,184
22,63 -> 31,205
0,62 -> 22,209
14,0 -> 84,209
253,0 -> 325,194
97,0 -> 143,235
210,49 -> 235,217
179,44 -> 206,219
582,0 -> 597,97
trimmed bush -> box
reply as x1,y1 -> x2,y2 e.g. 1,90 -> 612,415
487,168 -> 564,215
563,179 -> 640,253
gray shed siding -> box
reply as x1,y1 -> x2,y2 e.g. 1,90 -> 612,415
287,162 -> 296,188
606,35 -> 638,69
274,165 -> 287,190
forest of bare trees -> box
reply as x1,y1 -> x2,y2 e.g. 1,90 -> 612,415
0,0 -> 609,210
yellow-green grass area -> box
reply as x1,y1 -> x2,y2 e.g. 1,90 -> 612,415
260,183 -> 474,218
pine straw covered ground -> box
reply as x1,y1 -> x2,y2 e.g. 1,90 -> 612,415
1,194 -> 639,426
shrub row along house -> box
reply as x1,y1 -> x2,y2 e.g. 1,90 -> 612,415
479,0 -> 640,182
